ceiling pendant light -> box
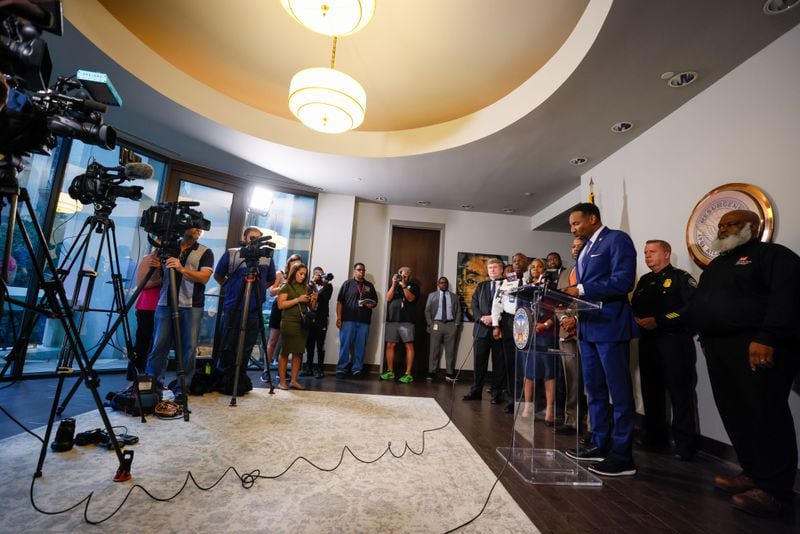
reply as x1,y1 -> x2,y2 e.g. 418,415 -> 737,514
280,0 -> 376,36
289,37 -> 366,134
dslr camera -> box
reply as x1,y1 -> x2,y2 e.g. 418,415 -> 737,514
393,270 -> 403,283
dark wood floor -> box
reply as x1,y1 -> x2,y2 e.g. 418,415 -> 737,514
1,369 -> 796,533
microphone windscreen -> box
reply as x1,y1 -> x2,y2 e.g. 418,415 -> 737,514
124,162 -> 154,179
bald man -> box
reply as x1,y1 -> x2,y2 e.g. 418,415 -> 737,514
691,209 -> 800,516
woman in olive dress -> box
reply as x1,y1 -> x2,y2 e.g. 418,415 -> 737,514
276,262 -> 317,389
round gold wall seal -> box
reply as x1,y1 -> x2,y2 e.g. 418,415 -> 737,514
686,183 -> 773,268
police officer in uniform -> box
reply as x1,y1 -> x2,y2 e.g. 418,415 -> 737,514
631,239 -> 698,460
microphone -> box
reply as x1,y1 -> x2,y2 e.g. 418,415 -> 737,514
123,162 -> 154,180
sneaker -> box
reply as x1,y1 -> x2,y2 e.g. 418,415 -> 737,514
425,372 -> 435,382
445,373 -> 457,382
398,373 -> 414,384
314,371 -> 324,379
587,458 -> 637,477
379,370 -> 395,381
299,367 -> 313,377
268,361 -> 279,370
564,445 -> 608,462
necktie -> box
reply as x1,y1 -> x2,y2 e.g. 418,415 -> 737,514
490,280 -> 497,301
580,239 -> 592,276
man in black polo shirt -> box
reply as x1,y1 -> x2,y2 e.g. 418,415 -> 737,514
145,227 -> 214,399
335,262 -> 378,377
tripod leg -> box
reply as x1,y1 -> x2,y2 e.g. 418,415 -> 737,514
167,268 -> 190,421
252,275 -> 275,394
229,278 -> 253,406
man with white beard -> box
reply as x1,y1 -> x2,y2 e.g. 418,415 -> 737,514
691,210 -> 800,517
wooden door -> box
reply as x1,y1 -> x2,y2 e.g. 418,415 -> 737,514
385,226 -> 440,377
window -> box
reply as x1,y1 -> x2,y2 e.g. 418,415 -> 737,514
26,141 -> 167,373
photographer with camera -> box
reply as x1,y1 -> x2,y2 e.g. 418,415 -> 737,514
300,266 -> 333,379
145,227 -> 214,402
379,266 -> 419,384
212,227 -> 276,392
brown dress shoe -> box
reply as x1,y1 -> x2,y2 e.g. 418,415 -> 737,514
731,488 -> 783,516
713,473 -> 755,494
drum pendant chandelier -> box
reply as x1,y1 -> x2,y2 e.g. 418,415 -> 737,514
282,1 -> 375,133
288,37 -> 366,134
280,0 -> 376,37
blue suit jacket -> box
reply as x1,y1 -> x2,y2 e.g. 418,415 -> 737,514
577,227 -> 638,342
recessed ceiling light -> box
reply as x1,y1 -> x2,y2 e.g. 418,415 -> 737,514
417,200 -> 431,206
502,207 -> 516,214
611,121 -> 633,133
523,192 -> 533,197
763,0 -> 799,15
460,204 -> 474,210
570,157 -> 588,166
660,71 -> 674,80
375,196 -> 387,202
667,71 -> 698,88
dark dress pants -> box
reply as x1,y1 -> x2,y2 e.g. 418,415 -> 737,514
127,309 -> 155,381
639,331 -> 698,456
702,332 -> 799,499
580,340 -> 636,462
470,335 -> 505,399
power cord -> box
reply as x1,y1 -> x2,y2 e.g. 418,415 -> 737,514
21,340 -> 523,531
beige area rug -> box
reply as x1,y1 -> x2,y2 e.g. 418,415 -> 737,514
0,390 -> 537,533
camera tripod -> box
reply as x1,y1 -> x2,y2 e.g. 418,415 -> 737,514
0,167 -> 130,480
218,254 -> 275,406
49,204 -> 138,416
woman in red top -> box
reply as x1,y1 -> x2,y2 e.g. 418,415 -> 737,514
126,250 -> 162,389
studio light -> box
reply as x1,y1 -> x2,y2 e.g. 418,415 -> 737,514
249,187 -> 274,214
280,0 -> 376,36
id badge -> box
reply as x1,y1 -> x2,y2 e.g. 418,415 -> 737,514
433,323 -> 439,331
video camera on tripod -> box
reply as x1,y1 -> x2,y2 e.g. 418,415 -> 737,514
140,201 -> 211,257
238,234 -> 275,265
1,1 -> 118,177
67,160 -> 153,215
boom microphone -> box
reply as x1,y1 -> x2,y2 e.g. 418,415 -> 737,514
123,162 -> 154,180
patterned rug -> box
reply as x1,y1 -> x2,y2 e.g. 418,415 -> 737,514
0,390 -> 536,533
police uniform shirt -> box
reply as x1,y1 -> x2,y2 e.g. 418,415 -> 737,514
631,264 -> 696,334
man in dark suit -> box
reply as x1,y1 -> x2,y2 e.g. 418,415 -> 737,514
463,258 -> 506,403
425,276 -> 461,381
561,202 -> 638,477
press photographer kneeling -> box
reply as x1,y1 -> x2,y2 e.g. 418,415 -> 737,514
213,227 -> 276,394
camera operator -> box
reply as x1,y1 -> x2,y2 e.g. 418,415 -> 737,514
301,267 -> 333,378
379,266 -> 419,384
145,227 -> 214,401
212,227 -> 276,389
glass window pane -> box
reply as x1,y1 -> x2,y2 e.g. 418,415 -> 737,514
244,190 -> 316,329
26,141 -> 167,373
1,140 -> 65,357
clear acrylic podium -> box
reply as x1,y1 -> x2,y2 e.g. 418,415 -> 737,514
496,283 -> 603,486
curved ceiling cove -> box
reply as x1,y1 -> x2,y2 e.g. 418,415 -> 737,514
68,0 -> 609,158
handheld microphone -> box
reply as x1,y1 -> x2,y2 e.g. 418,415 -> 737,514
123,162 -> 154,180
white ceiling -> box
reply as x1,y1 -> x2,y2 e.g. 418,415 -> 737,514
44,0 -> 800,228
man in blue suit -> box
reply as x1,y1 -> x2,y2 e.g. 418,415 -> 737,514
561,202 -> 638,477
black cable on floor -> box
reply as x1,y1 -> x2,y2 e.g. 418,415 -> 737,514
25,343 -> 522,530
0,404 -> 44,443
